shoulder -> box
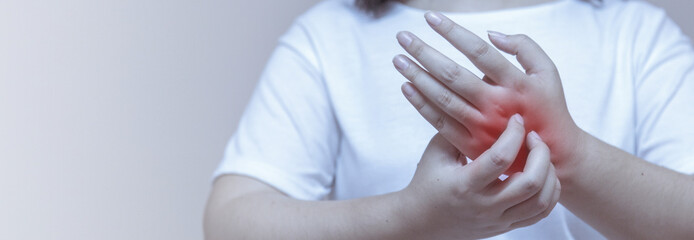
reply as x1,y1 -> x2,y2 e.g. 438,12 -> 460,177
605,0 -> 664,13
595,0 -> 668,24
599,0 -> 685,43
277,0 -> 379,67
587,0 -> 681,49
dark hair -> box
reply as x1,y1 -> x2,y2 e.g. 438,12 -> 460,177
355,0 -> 602,13
354,0 -> 397,13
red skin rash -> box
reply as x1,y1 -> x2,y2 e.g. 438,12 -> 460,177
456,91 -> 563,175
461,96 -> 529,174
396,26 -> 580,176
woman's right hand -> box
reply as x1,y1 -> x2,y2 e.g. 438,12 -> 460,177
400,115 -> 561,239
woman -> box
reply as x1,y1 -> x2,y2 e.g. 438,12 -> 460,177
205,0 -> 694,239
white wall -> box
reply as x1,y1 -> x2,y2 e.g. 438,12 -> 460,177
0,0 -> 691,239
0,0 -> 318,239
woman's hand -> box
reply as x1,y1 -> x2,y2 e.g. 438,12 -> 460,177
402,115 -> 560,239
393,12 -> 586,174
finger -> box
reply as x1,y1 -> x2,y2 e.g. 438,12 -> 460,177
487,31 -> 556,76
494,131 -> 551,206
463,114 -> 525,188
394,54 -> 484,128
501,163 -> 558,223
401,82 -> 472,145
509,178 -> 561,229
395,31 -> 490,107
423,11 -> 524,85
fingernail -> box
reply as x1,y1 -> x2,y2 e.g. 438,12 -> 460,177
487,30 -> 507,39
402,83 -> 416,97
512,113 -> 524,125
393,55 -> 409,71
425,12 -> 443,26
396,32 -> 413,47
529,131 -> 542,141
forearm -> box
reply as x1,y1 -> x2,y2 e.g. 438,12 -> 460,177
204,186 -> 418,240
560,132 -> 694,239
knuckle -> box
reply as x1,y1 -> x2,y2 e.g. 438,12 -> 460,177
411,42 -> 425,59
523,179 -> 542,193
450,184 -> 471,201
441,22 -> 456,36
411,68 -> 427,84
489,151 -> 510,168
434,115 -> 448,130
413,100 -> 426,111
437,90 -> 453,108
470,42 -> 490,60
440,64 -> 463,84
535,199 -> 549,211
489,103 -> 505,116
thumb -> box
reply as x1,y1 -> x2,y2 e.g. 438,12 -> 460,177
421,133 -> 462,165
487,31 -> 556,76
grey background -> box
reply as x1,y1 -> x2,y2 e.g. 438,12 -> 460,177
0,0 -> 690,239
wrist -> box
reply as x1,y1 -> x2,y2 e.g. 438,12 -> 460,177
554,127 -> 595,187
390,186 -> 431,239
338,189 -> 427,240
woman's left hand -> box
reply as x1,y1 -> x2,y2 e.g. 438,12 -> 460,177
393,12 -> 585,174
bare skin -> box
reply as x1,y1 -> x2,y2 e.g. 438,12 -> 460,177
205,1 -> 561,240
205,116 -> 560,239
205,0 -> 694,239
395,10 -> 694,239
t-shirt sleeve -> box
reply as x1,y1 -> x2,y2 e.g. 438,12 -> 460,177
633,7 -> 694,175
213,20 -> 340,200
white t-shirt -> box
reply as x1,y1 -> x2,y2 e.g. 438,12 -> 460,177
215,0 -> 694,238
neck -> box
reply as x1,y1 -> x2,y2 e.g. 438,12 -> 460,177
402,0 -> 556,12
